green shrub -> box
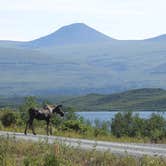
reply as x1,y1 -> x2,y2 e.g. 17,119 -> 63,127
111,112 -> 132,137
61,120 -> 88,134
146,113 -> 166,142
44,153 -> 60,166
1,111 -> 17,127
51,115 -> 62,128
94,121 -> 110,137
64,107 -> 78,121
0,121 -> 3,130
94,128 -> 108,137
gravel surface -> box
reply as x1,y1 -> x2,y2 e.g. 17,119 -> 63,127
0,131 -> 166,157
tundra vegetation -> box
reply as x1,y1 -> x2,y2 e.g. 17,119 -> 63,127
0,96 -> 166,143
0,96 -> 166,165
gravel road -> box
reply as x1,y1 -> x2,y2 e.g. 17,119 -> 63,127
0,131 -> 165,157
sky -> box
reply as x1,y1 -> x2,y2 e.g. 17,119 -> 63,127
0,0 -> 166,41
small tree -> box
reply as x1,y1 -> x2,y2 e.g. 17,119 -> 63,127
111,112 -> 126,137
19,96 -> 39,112
64,107 -> 78,121
146,113 -> 166,142
19,96 -> 39,123
131,114 -> 146,137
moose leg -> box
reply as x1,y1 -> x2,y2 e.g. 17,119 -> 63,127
24,120 -> 30,135
46,120 -> 50,136
31,123 -> 36,135
50,122 -> 52,135
29,119 -> 36,135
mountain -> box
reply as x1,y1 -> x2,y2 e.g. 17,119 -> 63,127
61,88 -> 166,111
0,23 -> 166,96
145,34 -> 166,42
0,40 -> 24,49
26,23 -> 115,48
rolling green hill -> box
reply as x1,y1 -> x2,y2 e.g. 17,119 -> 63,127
0,88 -> 166,111
61,88 -> 166,111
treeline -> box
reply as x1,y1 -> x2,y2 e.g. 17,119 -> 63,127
0,96 -> 166,143
111,112 -> 166,143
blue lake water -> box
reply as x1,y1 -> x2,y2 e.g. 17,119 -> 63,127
77,111 -> 166,123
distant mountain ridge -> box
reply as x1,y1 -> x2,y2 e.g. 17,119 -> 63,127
144,34 -> 166,42
0,23 -> 165,48
0,23 -> 166,96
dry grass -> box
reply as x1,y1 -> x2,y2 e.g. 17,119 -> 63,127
0,136 -> 166,166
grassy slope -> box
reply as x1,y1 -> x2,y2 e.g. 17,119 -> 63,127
62,88 -> 166,111
0,95 -> 72,109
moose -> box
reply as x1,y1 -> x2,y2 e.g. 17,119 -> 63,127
24,104 -> 64,135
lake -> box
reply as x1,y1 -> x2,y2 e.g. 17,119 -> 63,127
77,111 -> 166,123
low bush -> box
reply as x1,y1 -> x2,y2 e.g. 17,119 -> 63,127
61,120 -> 88,134
43,153 -> 60,166
1,111 -> 17,127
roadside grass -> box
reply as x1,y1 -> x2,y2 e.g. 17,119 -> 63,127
0,125 -> 161,144
0,136 -> 166,166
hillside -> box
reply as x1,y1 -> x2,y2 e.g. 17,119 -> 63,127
0,23 -> 166,95
0,88 -> 166,111
61,88 -> 166,111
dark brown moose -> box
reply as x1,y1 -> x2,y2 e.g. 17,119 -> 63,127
24,104 -> 64,135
